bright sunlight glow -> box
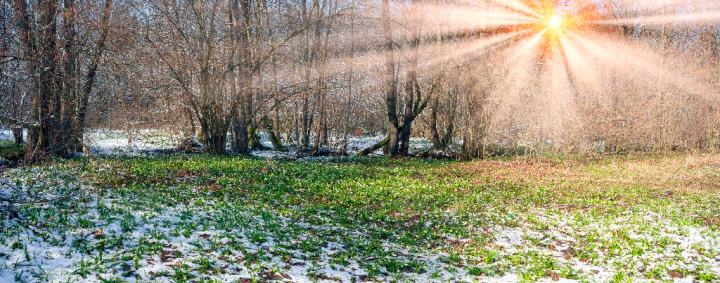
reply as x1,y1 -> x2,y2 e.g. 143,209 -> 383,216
547,14 -> 563,29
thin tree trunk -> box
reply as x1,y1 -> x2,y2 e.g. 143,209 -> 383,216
229,0 -> 241,153
264,116 -> 285,151
61,0 -> 78,153
9,0 -> 38,159
381,0 -> 399,157
75,0 -> 112,153
430,97 -> 442,149
300,0 -> 311,148
398,0 -> 420,156
241,0 -> 253,152
340,2 -> 354,154
312,0 -> 329,152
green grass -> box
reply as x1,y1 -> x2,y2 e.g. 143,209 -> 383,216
1,153 -> 719,282
0,141 -> 23,161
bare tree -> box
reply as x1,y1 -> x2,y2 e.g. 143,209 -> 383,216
2,0 -> 111,162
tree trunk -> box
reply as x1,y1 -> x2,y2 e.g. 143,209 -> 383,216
440,89 -> 457,148
293,106 -> 300,144
398,0 -> 420,156
31,0 -> 61,161
61,0 -> 78,153
340,3 -> 354,154
300,0 -> 312,148
184,106 -> 196,137
12,128 -> 23,145
229,0 -> 253,154
273,110 -> 281,143
442,122 -> 454,147
264,116 -> 285,151
248,123 -> 267,150
381,0 -> 399,157
231,110 -> 250,154
430,97 -> 442,150
301,92 -> 311,148
200,104 -> 228,155
10,0 -> 40,161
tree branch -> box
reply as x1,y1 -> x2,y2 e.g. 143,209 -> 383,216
0,55 -> 33,64
0,115 -> 38,130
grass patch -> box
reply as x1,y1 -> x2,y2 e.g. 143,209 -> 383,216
1,153 -> 719,282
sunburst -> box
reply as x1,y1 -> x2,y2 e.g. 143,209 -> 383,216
546,13 -> 564,30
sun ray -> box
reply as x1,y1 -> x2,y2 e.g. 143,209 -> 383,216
419,32 -> 524,68
490,32 -> 546,117
557,32 -> 603,99
401,2 -> 538,32
485,0 -> 541,17
570,31 -> 715,100
591,10 -> 720,26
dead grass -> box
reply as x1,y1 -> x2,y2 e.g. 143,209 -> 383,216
451,153 -> 720,197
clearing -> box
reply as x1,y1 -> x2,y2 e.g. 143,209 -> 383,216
1,144 -> 719,282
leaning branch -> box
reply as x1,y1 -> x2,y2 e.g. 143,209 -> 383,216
356,126 -> 404,157
0,115 -> 38,130
356,135 -> 389,156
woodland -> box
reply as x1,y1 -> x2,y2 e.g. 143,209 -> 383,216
1,0 -> 720,282
1,0 -> 719,160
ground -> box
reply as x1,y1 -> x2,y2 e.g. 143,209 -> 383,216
0,131 -> 719,283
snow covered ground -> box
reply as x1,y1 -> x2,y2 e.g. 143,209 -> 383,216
2,128 -> 437,158
1,168 -> 717,283
250,135 -> 388,160
0,196 -> 523,282
84,129 -> 434,158
83,129 -> 180,156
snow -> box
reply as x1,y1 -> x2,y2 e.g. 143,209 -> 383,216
84,129 -> 177,156
2,129 -> 438,160
0,128 -> 27,144
1,184 -> 538,283
0,129 -> 12,142
4,191 -> 717,283
250,135 -> 387,159
82,129 -> 407,158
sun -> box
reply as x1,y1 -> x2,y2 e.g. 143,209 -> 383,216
547,14 -> 564,30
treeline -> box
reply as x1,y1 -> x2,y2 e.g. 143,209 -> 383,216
1,0 -> 719,162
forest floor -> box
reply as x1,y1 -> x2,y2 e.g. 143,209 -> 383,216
0,134 -> 720,282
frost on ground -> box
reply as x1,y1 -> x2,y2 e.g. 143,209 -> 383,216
0,155 -> 719,283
